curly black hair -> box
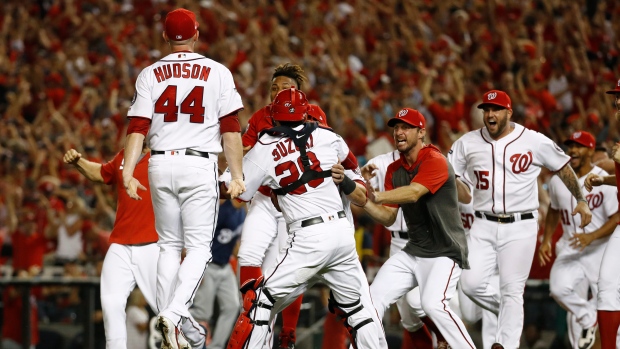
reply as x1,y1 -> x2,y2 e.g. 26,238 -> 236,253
272,63 -> 307,89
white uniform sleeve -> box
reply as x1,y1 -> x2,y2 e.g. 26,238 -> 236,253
535,134 -> 570,172
548,177 -> 561,210
334,133 -> 351,164
218,67 -> 244,118
447,138 -> 467,178
127,69 -> 154,119
221,151 -> 267,202
345,168 -> 364,182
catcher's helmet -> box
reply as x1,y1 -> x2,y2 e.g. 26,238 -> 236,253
271,87 -> 309,122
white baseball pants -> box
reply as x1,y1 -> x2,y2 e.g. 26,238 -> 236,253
370,251 -> 475,348
460,216 -> 538,349
550,238 -> 605,330
389,236 -> 425,332
238,191 -> 286,270
598,228 -> 620,310
245,216 -> 384,349
101,243 -> 205,349
148,154 -> 218,327
458,278 -> 498,349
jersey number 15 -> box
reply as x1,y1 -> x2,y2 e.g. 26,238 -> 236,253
154,85 -> 205,123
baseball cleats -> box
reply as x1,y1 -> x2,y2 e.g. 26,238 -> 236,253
278,328 -> 296,349
491,344 -> 504,349
578,322 -> 598,349
156,316 -> 181,349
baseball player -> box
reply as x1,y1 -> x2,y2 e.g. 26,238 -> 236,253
363,149 -> 436,349
360,108 -> 475,348
584,80 -> 620,349
190,198 -> 245,349
121,8 -> 245,349
224,88 -> 384,349
63,146 -> 204,349
238,63 -> 328,349
538,130 -> 618,349
448,90 -> 592,349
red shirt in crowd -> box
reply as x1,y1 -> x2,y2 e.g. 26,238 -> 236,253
383,144 -> 449,208
2,287 -> 39,345
11,229 -> 48,271
100,150 -> 158,245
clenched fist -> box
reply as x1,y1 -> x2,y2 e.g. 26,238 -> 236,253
63,149 -> 82,165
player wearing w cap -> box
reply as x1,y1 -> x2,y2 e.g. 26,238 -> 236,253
223,88 -> 384,349
121,8 -> 245,349
361,108 -> 475,348
584,79 -> 620,349
538,130 -> 618,349
448,90 -> 592,349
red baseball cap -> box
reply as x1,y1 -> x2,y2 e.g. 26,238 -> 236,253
165,9 -> 199,41
606,79 -> 620,95
563,130 -> 595,149
477,90 -> 512,110
307,104 -> 329,127
387,108 -> 426,128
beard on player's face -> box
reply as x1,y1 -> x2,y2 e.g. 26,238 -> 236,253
567,144 -> 592,173
484,108 -> 511,139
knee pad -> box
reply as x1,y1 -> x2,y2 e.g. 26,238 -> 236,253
227,277 -> 273,349
327,293 -> 374,349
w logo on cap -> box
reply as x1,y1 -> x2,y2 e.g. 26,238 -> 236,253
617,79 -> 620,87
573,131 -> 582,138
398,109 -> 409,117
488,92 -> 497,100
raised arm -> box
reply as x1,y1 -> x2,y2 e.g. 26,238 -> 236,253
63,149 -> 104,183
555,164 -> 592,228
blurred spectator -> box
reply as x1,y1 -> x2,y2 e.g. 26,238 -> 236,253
126,288 -> 149,349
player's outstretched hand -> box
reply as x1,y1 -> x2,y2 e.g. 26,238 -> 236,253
123,176 -> 146,200
360,163 -> 378,182
538,239 -> 553,266
584,173 -> 603,192
228,178 -> 246,200
572,201 -> 592,228
63,149 -> 82,164
331,163 -> 345,184
569,232 -> 595,251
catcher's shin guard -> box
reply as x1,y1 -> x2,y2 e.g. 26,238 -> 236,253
227,277 -> 272,349
327,294 -> 374,349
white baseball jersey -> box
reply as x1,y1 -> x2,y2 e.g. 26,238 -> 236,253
232,126 -> 350,224
367,150 -> 407,232
449,122 -> 570,214
341,168 -> 365,226
128,52 -> 243,153
548,166 -> 617,245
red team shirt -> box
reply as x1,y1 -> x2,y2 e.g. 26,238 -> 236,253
100,150 -> 158,245
383,144 -> 449,208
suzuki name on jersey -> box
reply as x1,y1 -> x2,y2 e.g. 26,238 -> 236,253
272,135 -> 314,161
154,63 -> 211,83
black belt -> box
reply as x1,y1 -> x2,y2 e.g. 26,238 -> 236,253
475,211 -> 534,224
151,149 -> 210,158
391,231 -> 408,239
301,211 -> 346,228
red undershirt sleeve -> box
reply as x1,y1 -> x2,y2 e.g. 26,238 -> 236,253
220,113 -> 241,133
126,117 -> 151,136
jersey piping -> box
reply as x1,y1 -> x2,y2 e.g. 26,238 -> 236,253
502,127 -> 526,214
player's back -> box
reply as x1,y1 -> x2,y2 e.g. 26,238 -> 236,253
252,126 -> 348,223
129,52 -> 243,153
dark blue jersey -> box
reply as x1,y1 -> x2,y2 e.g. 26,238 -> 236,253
211,200 -> 246,265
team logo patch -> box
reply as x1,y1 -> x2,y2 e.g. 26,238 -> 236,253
487,92 -> 497,100
398,109 -> 408,117
130,91 -> 137,106
510,151 -> 533,174
553,142 -> 563,153
448,149 -> 453,154
573,131 -> 581,138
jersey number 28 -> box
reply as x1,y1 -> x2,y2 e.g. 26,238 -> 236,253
154,85 -> 205,123
275,151 -> 324,195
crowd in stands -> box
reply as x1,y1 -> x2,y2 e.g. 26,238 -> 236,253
0,0 -> 619,347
